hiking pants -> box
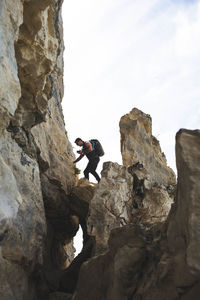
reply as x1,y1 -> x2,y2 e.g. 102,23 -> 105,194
84,157 -> 100,182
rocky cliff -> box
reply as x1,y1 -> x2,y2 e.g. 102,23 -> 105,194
87,109 -> 176,256
0,1 -> 77,299
1,1 -> 200,300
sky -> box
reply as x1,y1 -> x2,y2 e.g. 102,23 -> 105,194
62,0 -> 200,252
62,0 -> 200,178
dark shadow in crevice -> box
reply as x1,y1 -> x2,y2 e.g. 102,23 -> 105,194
59,234 -> 95,294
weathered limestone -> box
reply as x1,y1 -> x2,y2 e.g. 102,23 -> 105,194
120,108 -> 176,223
0,0 -> 23,133
69,178 -> 97,241
0,1 -> 76,299
1,0 -> 199,298
120,108 -> 176,185
87,162 -> 133,255
69,178 -> 97,221
57,179 -> 97,294
88,109 -> 176,256
13,0 -> 61,129
0,132 -> 46,300
167,129 -> 200,276
74,129 -> 200,300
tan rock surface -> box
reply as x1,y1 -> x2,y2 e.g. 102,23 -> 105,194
88,109 -> 176,256
0,0 -> 22,133
0,0 -> 76,299
87,162 -> 133,255
74,129 -> 200,300
120,108 -> 176,185
119,108 -> 176,225
0,132 -> 46,300
69,178 -> 97,221
1,0 -> 199,299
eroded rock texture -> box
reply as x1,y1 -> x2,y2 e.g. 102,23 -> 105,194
120,108 -> 175,185
88,109 -> 176,257
87,162 -> 133,255
167,129 -> 200,277
1,0 -> 199,299
121,108 -> 176,222
74,130 -> 200,300
58,179 -> 97,295
0,1 -> 77,299
0,0 -> 22,132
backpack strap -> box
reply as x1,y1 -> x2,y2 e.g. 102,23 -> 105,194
91,140 -> 95,150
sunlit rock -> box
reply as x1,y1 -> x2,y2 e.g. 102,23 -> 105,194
120,108 -> 176,185
0,1 -> 76,298
87,109 -> 176,256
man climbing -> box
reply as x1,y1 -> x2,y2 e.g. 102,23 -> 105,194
73,138 -> 101,183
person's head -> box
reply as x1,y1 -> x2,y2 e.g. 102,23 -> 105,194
75,138 -> 84,146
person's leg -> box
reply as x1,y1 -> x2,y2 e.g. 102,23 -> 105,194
83,162 -> 90,180
90,158 -> 100,183
91,170 -> 100,183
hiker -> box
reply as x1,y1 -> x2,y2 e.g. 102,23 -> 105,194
73,138 -> 101,183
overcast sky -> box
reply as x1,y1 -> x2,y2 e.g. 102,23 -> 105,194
62,0 -> 200,177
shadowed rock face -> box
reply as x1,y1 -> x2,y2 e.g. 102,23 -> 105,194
57,179 -> 97,295
167,129 -> 200,276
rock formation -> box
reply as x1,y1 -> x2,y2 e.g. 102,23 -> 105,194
73,129 -> 200,300
87,162 -> 133,255
1,1 -> 200,300
87,109 -> 176,256
0,1 -> 77,299
120,108 -> 175,185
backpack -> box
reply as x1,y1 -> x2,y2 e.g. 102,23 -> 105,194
90,139 -> 105,157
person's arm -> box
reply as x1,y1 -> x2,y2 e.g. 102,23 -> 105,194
73,152 -> 84,163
